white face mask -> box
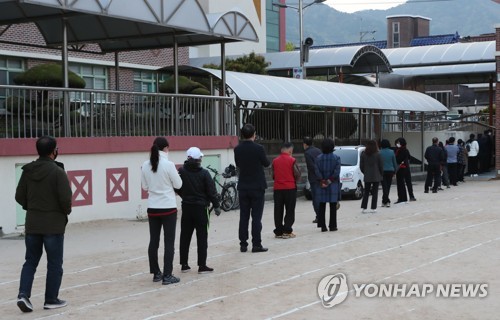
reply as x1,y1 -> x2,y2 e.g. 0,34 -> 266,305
396,143 -> 401,148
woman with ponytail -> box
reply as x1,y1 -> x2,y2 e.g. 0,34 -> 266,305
141,137 -> 182,285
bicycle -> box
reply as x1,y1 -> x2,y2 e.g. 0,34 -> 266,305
206,164 -> 239,212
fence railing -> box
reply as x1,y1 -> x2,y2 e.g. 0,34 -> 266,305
239,106 -> 494,143
0,85 -> 235,138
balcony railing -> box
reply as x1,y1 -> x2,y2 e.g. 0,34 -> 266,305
0,85 -> 235,138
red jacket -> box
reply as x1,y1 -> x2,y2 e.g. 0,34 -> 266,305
272,153 -> 299,190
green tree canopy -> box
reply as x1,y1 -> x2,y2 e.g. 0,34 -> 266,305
159,75 -> 210,95
203,52 -> 269,75
14,63 -> 86,88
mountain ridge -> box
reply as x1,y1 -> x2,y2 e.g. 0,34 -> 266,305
286,0 -> 500,46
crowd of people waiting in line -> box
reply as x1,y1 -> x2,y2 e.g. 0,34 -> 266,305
14,126 -> 495,313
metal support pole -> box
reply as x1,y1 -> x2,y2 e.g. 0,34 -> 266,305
62,18 -> 70,137
284,104 -> 290,141
358,109 -> 362,145
115,52 -> 121,136
420,112 -> 425,172
299,0 -> 304,79
174,39 -> 179,136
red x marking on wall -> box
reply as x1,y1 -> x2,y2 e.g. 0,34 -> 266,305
106,168 -> 129,203
67,170 -> 92,207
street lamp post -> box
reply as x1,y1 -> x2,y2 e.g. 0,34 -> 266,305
274,0 -> 326,79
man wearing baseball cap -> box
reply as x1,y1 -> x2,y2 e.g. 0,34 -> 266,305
177,147 -> 220,274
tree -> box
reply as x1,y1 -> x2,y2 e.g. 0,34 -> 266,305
159,75 -> 209,95
14,63 -> 86,88
285,41 -> 296,51
203,52 -> 269,75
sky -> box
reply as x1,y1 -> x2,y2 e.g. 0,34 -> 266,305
324,0 -> 408,13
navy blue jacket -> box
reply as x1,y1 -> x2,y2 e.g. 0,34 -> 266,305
234,140 -> 270,191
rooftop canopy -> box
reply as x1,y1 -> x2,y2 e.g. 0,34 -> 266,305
0,0 -> 258,52
189,45 -> 392,77
179,67 -> 447,112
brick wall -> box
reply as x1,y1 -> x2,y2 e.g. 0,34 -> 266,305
0,23 -> 189,68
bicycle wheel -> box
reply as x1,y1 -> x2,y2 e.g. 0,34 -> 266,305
220,183 -> 237,211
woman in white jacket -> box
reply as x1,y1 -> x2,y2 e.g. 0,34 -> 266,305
466,133 -> 479,176
141,137 -> 182,285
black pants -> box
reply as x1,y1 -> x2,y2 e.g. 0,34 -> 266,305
457,163 -> 465,182
396,168 -> 408,202
381,171 -> 394,205
425,164 -> 441,191
448,163 -> 458,185
180,204 -> 210,267
148,213 -> 177,276
404,169 -> 415,198
468,156 -> 478,174
273,189 -> 297,235
238,189 -> 265,248
361,181 -> 379,210
318,202 -> 337,230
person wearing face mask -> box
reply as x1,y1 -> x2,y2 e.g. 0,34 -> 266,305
394,137 -> 416,203
15,136 -> 73,313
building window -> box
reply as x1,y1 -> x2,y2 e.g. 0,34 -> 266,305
133,70 -> 166,93
266,0 -> 281,52
69,64 -> 107,90
392,22 -> 400,48
0,57 -> 25,109
426,90 -> 452,108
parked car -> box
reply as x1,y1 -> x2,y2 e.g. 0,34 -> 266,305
335,146 -> 365,200
302,145 -> 365,200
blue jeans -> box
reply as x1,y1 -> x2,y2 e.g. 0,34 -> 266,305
19,234 -> 64,301
309,181 -> 320,218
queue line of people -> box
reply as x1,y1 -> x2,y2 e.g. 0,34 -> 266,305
15,127 -> 494,313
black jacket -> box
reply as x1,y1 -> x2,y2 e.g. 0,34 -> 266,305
177,159 -> 219,208
234,140 -> 271,191
15,156 -> 72,234
425,144 -> 445,166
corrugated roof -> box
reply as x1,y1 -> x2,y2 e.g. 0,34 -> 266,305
0,0 -> 258,52
409,33 -> 460,47
382,41 -> 495,68
200,68 -> 447,112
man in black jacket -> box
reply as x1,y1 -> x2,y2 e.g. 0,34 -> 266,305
234,124 -> 271,253
177,147 -> 220,274
15,136 -> 72,313
424,137 -> 445,193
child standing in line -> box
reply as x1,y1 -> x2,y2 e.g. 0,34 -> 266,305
272,142 -> 301,239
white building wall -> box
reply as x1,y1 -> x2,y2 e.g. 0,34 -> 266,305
190,0 -> 267,58
0,149 -> 235,235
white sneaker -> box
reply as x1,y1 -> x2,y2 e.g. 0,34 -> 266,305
362,209 -> 369,214
371,209 -> 377,213
473,174 -> 478,177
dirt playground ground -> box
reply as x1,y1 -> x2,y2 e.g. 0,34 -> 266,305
1,175 -> 499,320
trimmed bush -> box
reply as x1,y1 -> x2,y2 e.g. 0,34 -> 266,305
159,75 -> 209,95
14,64 -> 86,88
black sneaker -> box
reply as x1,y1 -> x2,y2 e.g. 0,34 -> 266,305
17,294 -> 33,313
162,274 -> 180,285
153,271 -> 163,282
198,266 -> 214,274
44,298 -> 67,310
251,246 -> 268,253
181,265 -> 191,273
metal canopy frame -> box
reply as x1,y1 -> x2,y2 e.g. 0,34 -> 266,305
0,0 -> 259,52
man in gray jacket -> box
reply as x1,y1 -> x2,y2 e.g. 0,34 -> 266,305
15,136 -> 72,313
